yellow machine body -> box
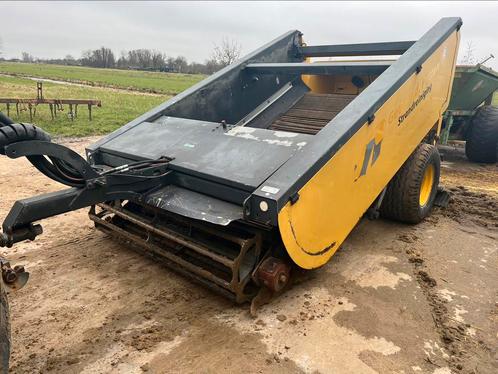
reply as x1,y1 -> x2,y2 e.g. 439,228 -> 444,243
278,30 -> 460,269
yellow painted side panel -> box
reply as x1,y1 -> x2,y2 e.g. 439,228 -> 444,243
278,31 -> 460,269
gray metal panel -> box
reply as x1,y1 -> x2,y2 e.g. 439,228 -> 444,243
99,117 -> 219,160
87,29 -> 303,154
298,41 -> 415,57
99,116 -> 312,191
168,126 -> 312,191
146,185 -> 243,226
245,61 -> 392,76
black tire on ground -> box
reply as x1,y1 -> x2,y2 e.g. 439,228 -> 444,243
0,123 -> 51,155
0,278 -> 10,374
465,105 -> 498,163
380,143 -> 440,224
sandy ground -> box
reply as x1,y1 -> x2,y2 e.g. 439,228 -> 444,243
1,139 -> 497,374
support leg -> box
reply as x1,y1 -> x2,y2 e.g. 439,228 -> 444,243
441,114 -> 453,145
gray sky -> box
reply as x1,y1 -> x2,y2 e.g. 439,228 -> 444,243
1,1 -> 497,69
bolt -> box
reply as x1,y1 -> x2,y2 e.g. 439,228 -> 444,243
3,269 -> 17,283
14,265 -> 25,274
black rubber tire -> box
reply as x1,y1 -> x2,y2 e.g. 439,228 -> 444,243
380,143 -> 440,224
0,278 -> 10,374
0,112 -> 14,126
0,123 -> 51,155
465,106 -> 498,163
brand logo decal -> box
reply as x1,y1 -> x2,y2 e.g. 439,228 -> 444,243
398,84 -> 432,125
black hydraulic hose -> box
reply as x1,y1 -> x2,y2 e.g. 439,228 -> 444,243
50,157 -> 85,184
29,156 -> 86,188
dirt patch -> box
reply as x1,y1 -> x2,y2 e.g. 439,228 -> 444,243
402,218 -> 497,374
404,244 -> 466,371
439,186 -> 498,229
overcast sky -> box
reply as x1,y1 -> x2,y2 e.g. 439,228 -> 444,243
1,1 -> 497,69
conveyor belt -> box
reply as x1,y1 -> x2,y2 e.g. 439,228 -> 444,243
269,93 -> 356,135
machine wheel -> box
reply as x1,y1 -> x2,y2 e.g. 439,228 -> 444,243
0,123 -> 51,155
0,278 -> 10,374
465,106 -> 498,163
380,143 -> 440,224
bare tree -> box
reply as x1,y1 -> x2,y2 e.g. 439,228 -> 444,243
80,47 -> 115,68
21,52 -> 35,63
174,56 -> 188,73
460,41 -> 476,65
165,56 -> 188,73
151,51 -> 166,70
211,37 -> 242,67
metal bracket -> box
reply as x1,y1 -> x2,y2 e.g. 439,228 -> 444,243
366,187 -> 387,220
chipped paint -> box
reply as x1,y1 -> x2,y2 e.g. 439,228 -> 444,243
225,126 -> 311,148
273,131 -> 299,138
226,126 -> 260,141
262,138 -> 294,147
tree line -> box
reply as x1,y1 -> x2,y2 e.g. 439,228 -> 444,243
4,38 -> 242,75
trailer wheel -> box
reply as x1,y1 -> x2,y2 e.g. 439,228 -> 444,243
380,143 -> 440,224
0,278 -> 10,374
465,106 -> 498,163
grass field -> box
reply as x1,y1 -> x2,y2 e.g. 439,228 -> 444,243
0,75 -> 169,136
1,63 -> 496,138
0,62 -> 204,95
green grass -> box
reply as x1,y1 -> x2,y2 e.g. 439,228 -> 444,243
0,62 -> 204,95
0,75 -> 169,137
493,91 -> 498,106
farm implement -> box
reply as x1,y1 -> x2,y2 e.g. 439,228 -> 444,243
441,64 -> 498,163
0,18 -> 462,368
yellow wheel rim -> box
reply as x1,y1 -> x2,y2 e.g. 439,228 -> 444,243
419,164 -> 434,207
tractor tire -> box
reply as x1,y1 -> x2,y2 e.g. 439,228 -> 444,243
0,277 -> 10,374
465,106 -> 498,163
0,112 -> 14,126
380,143 -> 440,224
0,123 -> 51,155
